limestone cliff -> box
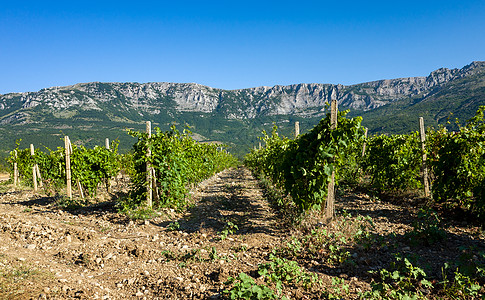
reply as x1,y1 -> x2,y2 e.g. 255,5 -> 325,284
1,61 -> 484,124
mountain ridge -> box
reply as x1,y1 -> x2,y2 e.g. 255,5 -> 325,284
2,61 -> 484,119
0,62 -> 485,117
0,61 -> 484,157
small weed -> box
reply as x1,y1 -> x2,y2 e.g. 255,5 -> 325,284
219,220 -> 239,240
167,221 -> 180,231
276,215 -> 374,267
285,237 -> 302,256
0,264 -> 55,299
160,250 -> 176,261
456,245 -> 485,279
181,248 -> 203,263
224,272 -> 284,300
209,246 -> 219,261
100,226 -> 110,233
21,208 -> 32,213
120,206 -> 157,220
327,244 -> 351,265
78,253 -> 91,265
231,245 -> 248,253
361,255 -> 433,299
405,208 -> 446,246
441,262 -> 482,298
353,215 -> 375,245
56,196 -> 88,210
0,179 -> 13,193
322,277 -> 349,299
258,254 -> 320,291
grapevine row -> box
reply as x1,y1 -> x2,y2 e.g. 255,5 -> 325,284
6,125 -> 238,212
246,105 -> 485,220
244,109 -> 365,213
7,140 -> 121,197
126,125 -> 238,210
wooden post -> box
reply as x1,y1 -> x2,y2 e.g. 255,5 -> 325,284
65,136 -> 72,200
30,145 -> 43,188
13,150 -> 18,188
146,121 -> 153,208
35,165 -> 43,188
151,168 -> 159,203
76,179 -> 85,199
259,142 -> 262,150
362,128 -> 368,157
295,121 -> 300,138
325,99 -> 338,221
419,117 -> 430,197
105,138 -> 112,192
30,144 -> 38,192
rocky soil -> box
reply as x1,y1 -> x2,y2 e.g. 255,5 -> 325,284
0,167 -> 484,299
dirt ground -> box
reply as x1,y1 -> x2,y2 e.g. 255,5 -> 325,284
0,167 -> 484,299
0,174 -> 9,182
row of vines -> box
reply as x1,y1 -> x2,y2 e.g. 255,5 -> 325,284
245,106 -> 485,220
364,106 -> 485,219
6,125 -> 238,211
244,109 -> 365,213
127,125 -> 237,210
7,140 -> 120,197
6,105 -> 485,218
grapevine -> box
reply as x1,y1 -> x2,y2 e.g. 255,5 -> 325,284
428,106 -> 485,218
7,139 -> 121,197
362,132 -> 422,192
245,110 -> 365,212
127,125 -> 238,210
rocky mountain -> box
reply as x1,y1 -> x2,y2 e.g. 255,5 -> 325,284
0,61 -> 484,157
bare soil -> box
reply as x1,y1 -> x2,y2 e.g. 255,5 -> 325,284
0,174 -> 9,182
0,167 -> 484,299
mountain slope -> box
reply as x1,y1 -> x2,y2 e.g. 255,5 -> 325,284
0,61 -> 484,157
354,61 -> 485,133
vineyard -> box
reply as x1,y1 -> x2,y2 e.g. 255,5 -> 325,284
0,107 -> 484,299
6,123 -> 237,212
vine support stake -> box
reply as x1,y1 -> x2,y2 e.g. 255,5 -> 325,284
325,99 -> 338,221
105,138 -> 110,150
65,136 -> 72,200
13,149 -> 18,188
146,121 -> 153,208
151,167 -> 159,203
30,144 -> 38,192
295,121 -> 300,138
77,179 -> 85,199
36,164 -> 43,188
419,117 -> 430,198
362,127 -> 368,157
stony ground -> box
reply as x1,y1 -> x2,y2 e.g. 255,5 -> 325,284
0,167 -> 484,299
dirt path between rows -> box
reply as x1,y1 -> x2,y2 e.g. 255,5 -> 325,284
1,167 -> 484,299
0,167 -> 285,299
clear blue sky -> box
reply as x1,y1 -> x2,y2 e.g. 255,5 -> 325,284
1,0 -> 484,94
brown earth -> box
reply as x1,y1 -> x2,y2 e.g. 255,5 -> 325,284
0,174 -> 9,182
0,167 -> 484,299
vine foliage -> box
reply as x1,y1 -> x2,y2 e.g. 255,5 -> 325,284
7,140 -> 121,197
362,133 -> 422,192
428,106 -> 485,218
127,125 -> 237,210
245,110 -> 364,212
